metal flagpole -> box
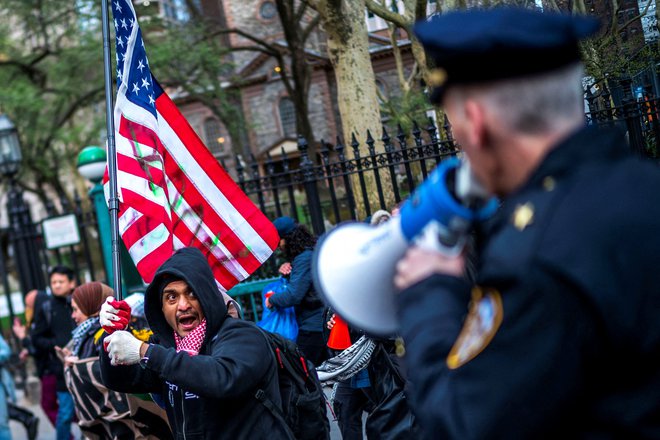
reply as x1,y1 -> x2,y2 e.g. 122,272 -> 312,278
100,0 -> 123,300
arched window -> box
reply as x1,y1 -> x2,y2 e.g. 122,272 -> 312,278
203,118 -> 225,155
279,97 -> 297,137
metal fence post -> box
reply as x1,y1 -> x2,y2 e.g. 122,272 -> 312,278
6,179 -> 45,295
298,135 -> 325,236
623,98 -> 646,156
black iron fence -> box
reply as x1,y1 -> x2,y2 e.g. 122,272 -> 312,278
236,98 -> 659,245
1,92 -> 659,330
586,89 -> 660,159
0,189 -> 104,331
235,118 -> 458,237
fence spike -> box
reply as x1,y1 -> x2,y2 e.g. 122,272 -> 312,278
235,153 -> 244,174
382,126 -> 393,153
443,114 -> 453,142
381,125 -> 390,143
396,123 -> 407,147
297,134 -> 309,153
351,132 -> 360,153
281,147 -> 291,172
412,120 -> 422,145
335,136 -> 345,159
320,139 -> 330,159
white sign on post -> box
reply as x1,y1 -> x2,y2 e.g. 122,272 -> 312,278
42,214 -> 81,249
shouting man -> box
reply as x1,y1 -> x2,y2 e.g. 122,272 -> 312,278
99,247 -> 290,439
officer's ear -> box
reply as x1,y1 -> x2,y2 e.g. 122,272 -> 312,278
463,99 -> 489,152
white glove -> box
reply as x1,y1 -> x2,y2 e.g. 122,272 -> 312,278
106,330 -> 143,366
100,297 -> 131,334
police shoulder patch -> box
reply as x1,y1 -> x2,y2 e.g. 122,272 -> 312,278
446,286 -> 503,369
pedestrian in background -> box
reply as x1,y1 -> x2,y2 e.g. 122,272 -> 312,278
30,266 -> 76,440
266,217 -> 328,366
394,8 -> 660,439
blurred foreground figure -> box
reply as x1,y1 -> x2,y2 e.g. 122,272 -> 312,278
394,8 -> 660,439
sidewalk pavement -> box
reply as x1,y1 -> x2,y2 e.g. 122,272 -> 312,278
9,386 -> 340,439
10,388 -> 81,440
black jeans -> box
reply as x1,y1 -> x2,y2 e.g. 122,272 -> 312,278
333,381 -> 375,440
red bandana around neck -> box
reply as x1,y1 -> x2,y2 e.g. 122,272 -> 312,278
174,319 -> 207,356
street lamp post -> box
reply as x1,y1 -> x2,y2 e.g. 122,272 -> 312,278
77,146 -> 143,292
0,115 -> 45,318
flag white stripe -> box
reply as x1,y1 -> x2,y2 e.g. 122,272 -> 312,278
117,170 -> 169,209
118,207 -> 143,236
127,223 -> 170,265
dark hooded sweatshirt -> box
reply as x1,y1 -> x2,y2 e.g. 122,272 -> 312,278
100,247 -> 290,440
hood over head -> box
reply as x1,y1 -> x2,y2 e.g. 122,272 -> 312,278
145,247 -> 227,347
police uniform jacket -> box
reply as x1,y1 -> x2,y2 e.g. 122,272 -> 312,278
397,126 -> 660,439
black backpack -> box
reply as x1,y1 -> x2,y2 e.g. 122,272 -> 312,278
255,329 -> 330,440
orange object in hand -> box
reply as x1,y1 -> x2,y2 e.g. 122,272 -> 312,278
327,315 -> 351,350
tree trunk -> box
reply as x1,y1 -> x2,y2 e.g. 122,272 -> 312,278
320,0 -> 395,217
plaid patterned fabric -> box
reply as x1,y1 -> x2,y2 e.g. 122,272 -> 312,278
173,319 -> 207,356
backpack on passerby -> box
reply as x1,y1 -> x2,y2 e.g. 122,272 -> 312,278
255,328 -> 330,440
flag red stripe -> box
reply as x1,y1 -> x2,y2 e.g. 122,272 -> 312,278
118,117 -> 162,153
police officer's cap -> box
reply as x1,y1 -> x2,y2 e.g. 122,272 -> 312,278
414,8 -> 601,104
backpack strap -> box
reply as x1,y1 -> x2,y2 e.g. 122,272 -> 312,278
254,327 -> 296,440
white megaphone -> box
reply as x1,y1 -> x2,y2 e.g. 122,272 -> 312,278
312,157 -> 498,336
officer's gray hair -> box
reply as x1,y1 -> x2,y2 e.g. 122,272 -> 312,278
459,62 -> 585,135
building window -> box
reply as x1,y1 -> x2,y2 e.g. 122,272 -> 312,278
259,1 -> 277,20
279,98 -> 297,137
203,118 -> 225,155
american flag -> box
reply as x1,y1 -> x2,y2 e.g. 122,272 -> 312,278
105,0 -> 279,290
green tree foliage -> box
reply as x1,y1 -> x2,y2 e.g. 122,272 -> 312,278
0,0 -> 105,203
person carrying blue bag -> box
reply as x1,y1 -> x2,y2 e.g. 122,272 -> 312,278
257,277 -> 299,341
265,217 -> 329,367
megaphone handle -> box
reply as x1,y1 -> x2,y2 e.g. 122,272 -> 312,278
414,222 -> 465,256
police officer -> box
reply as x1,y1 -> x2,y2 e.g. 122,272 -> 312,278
393,8 -> 660,439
